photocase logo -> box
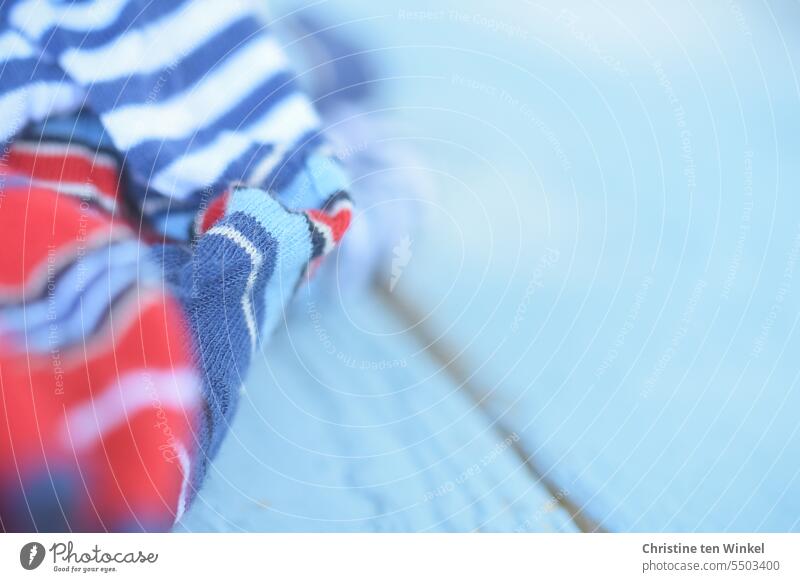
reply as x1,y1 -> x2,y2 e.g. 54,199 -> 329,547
390,235 -> 413,292
20,542 -> 46,570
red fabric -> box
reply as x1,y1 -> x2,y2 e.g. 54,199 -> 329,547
307,205 -> 352,243
0,145 -> 201,532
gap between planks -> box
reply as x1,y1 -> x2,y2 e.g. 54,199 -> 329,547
375,284 -> 604,533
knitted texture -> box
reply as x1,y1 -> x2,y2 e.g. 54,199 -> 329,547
0,0 -> 354,531
0,131 -> 351,532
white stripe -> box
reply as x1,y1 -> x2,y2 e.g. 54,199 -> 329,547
60,0 -> 254,83
310,217 -> 335,255
246,143 -> 288,186
151,131 -> 251,198
63,369 -> 201,450
0,82 -> 84,143
173,443 -> 192,522
0,30 -> 35,60
25,179 -> 100,198
24,178 -> 118,212
24,81 -> 84,119
102,35 -> 288,149
0,90 -> 28,142
11,0 -> 129,40
151,94 -> 319,198
205,224 -> 263,350
247,95 -> 319,145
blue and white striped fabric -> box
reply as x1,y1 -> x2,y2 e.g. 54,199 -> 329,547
0,0 -> 326,234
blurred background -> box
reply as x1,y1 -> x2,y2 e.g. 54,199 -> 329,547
178,0 -> 800,532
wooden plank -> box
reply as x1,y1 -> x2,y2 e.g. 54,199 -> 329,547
345,0 -> 800,530
176,289 -> 577,532
206,0 -> 800,532
384,100 -> 800,532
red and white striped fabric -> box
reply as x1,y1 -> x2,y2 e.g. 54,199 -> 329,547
0,142 -> 203,532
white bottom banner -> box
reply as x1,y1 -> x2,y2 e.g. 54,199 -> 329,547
0,533 -> 797,581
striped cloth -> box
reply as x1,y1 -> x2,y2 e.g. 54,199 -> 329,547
0,0 -> 334,231
0,0 -> 353,531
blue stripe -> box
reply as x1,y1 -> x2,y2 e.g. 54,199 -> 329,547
259,131 -> 326,193
152,211 -> 278,459
0,57 -> 67,92
5,254 -> 150,351
224,189 -> 313,336
132,133 -> 324,230
86,16 -> 263,111
276,151 -> 349,209
202,210 -> 276,348
24,110 -> 116,150
2,241 -> 144,332
142,143 -> 277,239
153,210 -> 195,240
216,142 -> 275,189
123,71 -> 298,176
27,0 -> 192,54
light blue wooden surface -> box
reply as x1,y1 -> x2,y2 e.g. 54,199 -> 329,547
286,0 -> 800,531
176,290 -> 577,532
361,1 -> 800,532
180,0 -> 800,532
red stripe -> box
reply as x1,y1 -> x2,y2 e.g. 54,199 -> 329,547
198,191 -> 229,235
0,192 -> 198,530
6,146 -> 120,202
0,187 -> 121,289
307,206 -> 352,242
